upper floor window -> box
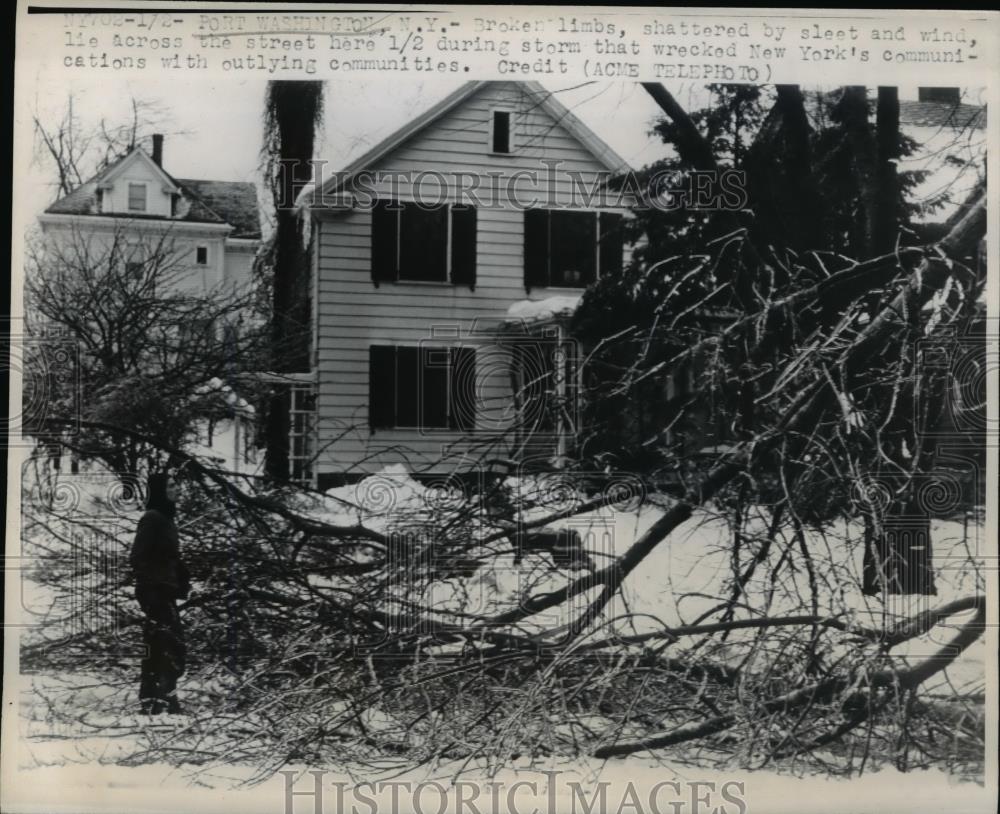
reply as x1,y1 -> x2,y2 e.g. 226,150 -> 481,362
128,182 -> 147,212
371,201 -> 477,289
523,210 -> 623,290
491,110 -> 513,154
196,246 -> 209,266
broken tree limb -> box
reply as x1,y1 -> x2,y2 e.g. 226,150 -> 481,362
478,193 -> 985,634
640,83 -> 720,173
593,595 -> 984,758
577,594 -> 983,652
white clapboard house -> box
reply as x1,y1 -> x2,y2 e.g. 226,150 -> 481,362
303,80 -> 633,487
38,135 -> 263,472
297,82 -> 984,489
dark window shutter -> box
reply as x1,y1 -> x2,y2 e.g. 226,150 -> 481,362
599,212 -> 624,276
369,345 -> 397,431
371,200 -> 397,286
449,346 -> 477,431
450,205 -> 477,289
524,209 -> 549,291
421,347 -> 450,429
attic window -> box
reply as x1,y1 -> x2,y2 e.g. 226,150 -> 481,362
491,111 -> 512,154
128,183 -> 147,212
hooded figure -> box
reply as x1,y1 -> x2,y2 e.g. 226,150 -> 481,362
130,472 -> 190,715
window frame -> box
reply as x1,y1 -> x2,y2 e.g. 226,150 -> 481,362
195,245 -> 209,266
288,384 -> 317,487
489,108 -> 516,155
371,201 -> 476,287
369,344 -> 476,432
523,209 -> 624,290
127,181 -> 148,213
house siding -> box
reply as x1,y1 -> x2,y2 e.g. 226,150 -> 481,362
314,82 -> 630,479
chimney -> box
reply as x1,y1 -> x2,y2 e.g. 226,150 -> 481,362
151,134 -> 164,167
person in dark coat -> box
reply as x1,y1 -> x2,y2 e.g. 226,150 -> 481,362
130,472 -> 190,715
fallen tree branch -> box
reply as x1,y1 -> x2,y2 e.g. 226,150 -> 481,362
593,595 -> 985,758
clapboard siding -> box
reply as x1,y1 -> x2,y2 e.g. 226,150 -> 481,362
313,81 -> 629,478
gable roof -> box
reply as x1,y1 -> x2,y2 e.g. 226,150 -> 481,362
44,148 -> 261,240
310,80 -> 630,203
97,148 -> 180,193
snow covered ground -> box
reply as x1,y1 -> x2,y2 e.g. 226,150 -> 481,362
3,744 -> 995,814
4,464 -> 993,813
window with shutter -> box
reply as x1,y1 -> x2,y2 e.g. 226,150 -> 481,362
523,209 -> 624,290
368,345 -> 475,431
399,203 -> 448,282
370,201 -> 476,287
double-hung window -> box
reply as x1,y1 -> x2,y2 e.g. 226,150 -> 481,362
369,345 -> 476,432
127,182 -> 147,212
370,201 -> 477,289
523,209 -> 623,290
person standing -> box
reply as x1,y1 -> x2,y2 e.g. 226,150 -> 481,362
130,472 -> 190,715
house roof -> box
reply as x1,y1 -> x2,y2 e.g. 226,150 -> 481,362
174,179 -> 262,239
309,80 -> 630,204
898,100 -> 985,130
44,148 -> 261,240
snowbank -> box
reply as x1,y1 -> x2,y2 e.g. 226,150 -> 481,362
504,295 -> 582,324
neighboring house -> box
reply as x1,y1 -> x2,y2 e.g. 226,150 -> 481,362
39,135 -> 260,294
809,86 -> 986,224
304,80 -> 633,487
37,135 -> 263,472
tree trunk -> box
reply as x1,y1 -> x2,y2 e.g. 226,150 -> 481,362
873,86 -> 901,254
262,81 -> 323,482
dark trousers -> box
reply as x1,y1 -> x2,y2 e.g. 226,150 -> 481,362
136,584 -> 186,713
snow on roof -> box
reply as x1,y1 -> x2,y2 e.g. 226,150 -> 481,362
504,295 -> 583,325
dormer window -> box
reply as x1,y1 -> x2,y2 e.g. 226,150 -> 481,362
128,182 -> 147,212
491,110 -> 512,154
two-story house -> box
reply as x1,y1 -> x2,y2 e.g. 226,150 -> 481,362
37,135 -> 263,472
303,80 -> 633,488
